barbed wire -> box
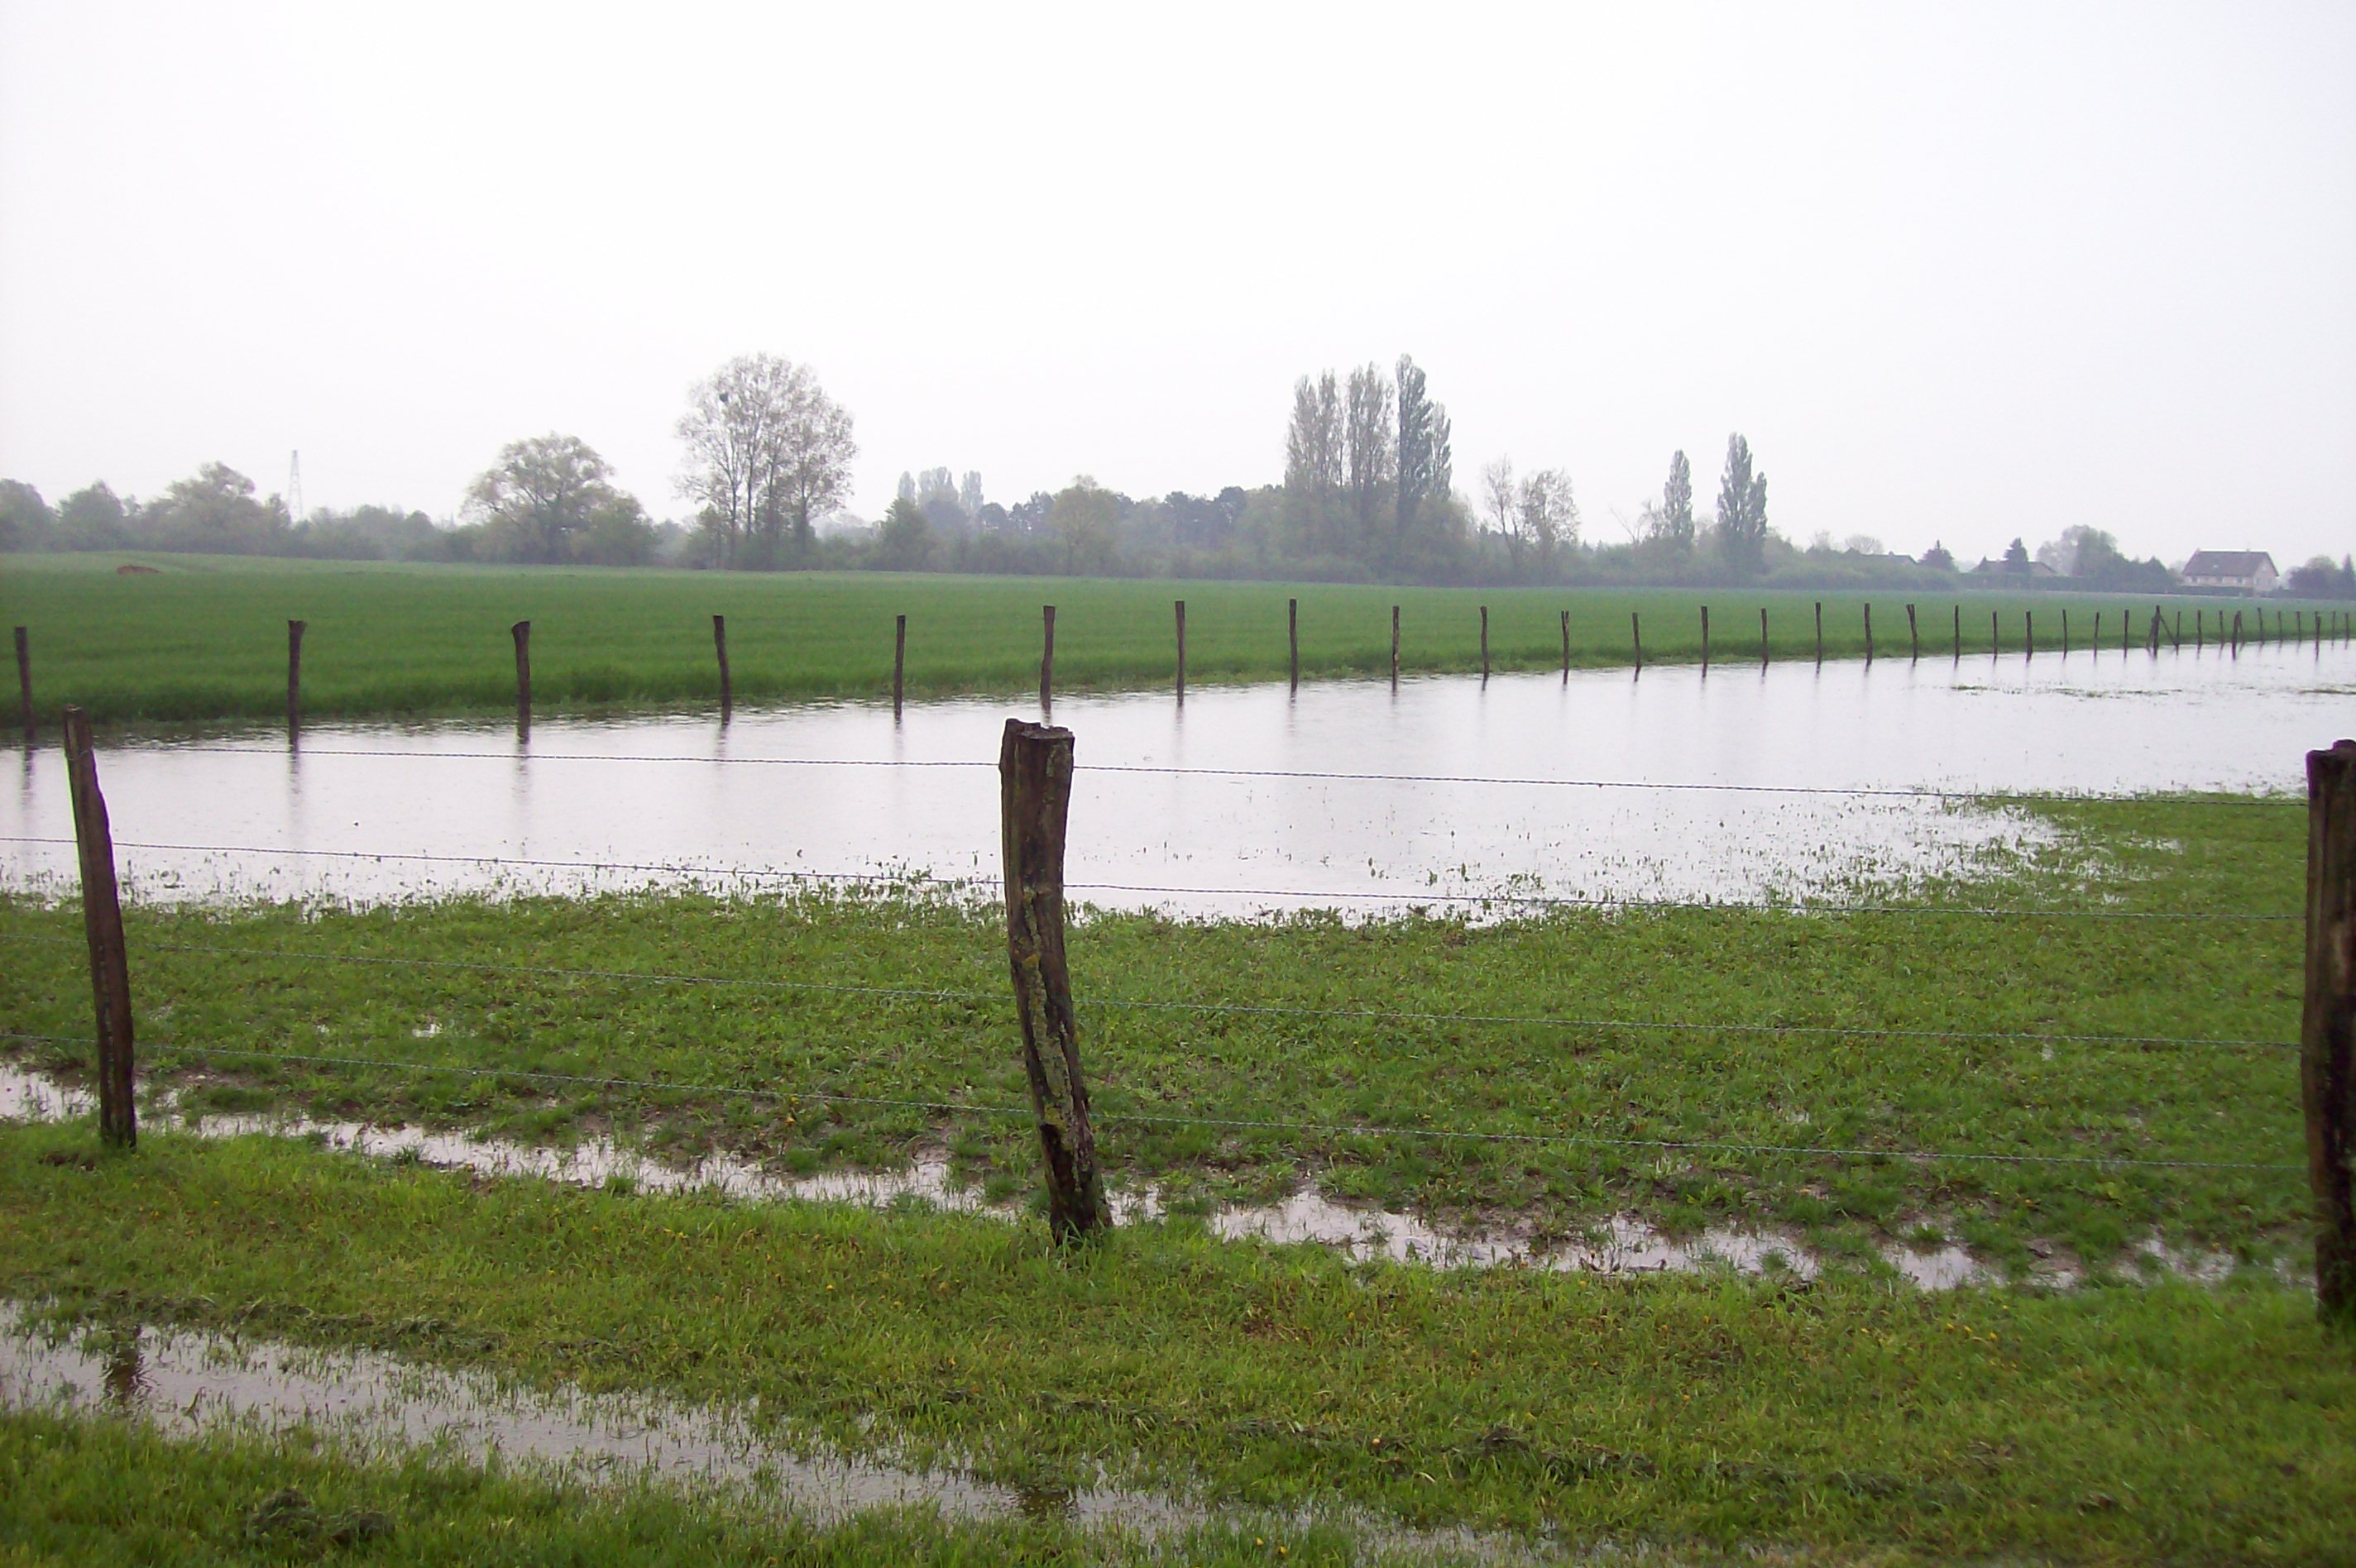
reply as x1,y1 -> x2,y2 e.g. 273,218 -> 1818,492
0,1032 -> 2301,1173
98,748 -> 2296,805
0,930 -> 2302,1051
0,836 -> 2301,921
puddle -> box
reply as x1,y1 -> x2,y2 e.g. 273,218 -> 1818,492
0,1300 -> 1561,1560
8,648 -> 2345,919
2,1059 -> 2042,1290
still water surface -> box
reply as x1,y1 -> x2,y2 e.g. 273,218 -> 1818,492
4,642 -> 2347,915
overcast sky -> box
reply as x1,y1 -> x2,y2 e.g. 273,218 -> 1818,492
3,1 -> 2351,566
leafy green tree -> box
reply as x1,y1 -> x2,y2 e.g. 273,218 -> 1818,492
2003,537 -> 2030,571
876,495 -> 933,570
1713,435 -> 1766,572
1045,476 -> 1121,575
56,482 -> 129,549
141,463 -> 287,553
1921,540 -> 1956,571
466,434 -> 631,564
1395,354 -> 1436,543
1656,451 -> 1694,552
0,480 -> 52,551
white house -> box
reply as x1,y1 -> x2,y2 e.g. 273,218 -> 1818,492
2180,550 -> 2277,595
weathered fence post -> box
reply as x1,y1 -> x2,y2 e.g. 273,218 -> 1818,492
2148,606 -> 2162,657
1700,605 -> 1711,670
1813,601 -> 1823,664
2233,610 -> 2244,654
2122,609 -> 2130,654
61,707 -> 134,1150
1907,603 -> 1919,662
1631,610 -> 1643,671
711,614 -> 732,716
2305,738 -> 2356,1324
1288,598 -> 1300,691
1391,605 -> 1401,686
2025,610 -> 2033,659
2196,610 -> 2204,650
285,619 -> 305,734
2297,611 -> 2306,647
16,625 -> 34,743
1951,604 -> 1961,662
1863,604 -> 1874,663
1040,605 -> 1056,710
1174,600 -> 1186,700
2095,610 -> 2103,653
1479,605 -> 1489,681
510,620 -> 532,722
2175,610 -> 2184,650
1759,606 -> 1769,666
999,718 -> 1109,1244
2062,608 -> 2071,656
1991,610 -> 2000,656
1560,609 -> 1570,679
893,614 -> 907,718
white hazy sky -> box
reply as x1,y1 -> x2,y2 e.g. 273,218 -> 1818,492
3,1 -> 2351,567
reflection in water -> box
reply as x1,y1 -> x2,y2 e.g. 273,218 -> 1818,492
0,644 -> 2344,916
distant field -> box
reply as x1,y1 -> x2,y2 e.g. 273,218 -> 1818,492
0,551 -> 2322,727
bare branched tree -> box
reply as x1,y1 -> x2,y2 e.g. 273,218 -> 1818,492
676,353 -> 856,568
1481,456 -> 1516,538
1343,364 -> 1394,538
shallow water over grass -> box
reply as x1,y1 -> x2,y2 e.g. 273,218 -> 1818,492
4,639 -> 2347,915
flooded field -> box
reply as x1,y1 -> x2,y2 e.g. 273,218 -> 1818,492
3,641 -> 2346,916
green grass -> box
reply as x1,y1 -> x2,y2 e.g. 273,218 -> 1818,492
0,796 -> 2314,1270
0,1126 -> 2348,1564
2,552 -> 2311,728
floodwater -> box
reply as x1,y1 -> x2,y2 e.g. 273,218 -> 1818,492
6,1059 -> 2260,1292
3,639 -> 2348,915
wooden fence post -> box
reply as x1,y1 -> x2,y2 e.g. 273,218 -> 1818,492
711,615 -> 731,716
1907,603 -> 1919,662
61,707 -> 134,1150
1813,601 -> 1823,664
2062,608 -> 2071,656
510,621 -> 531,722
1559,609 -> 1570,678
1479,605 -> 1489,681
1391,605 -> 1400,686
999,718 -> 1108,1244
285,620 -> 305,734
2196,610 -> 2204,650
1759,606 -> 1769,666
2025,610 -> 2033,659
2095,611 -> 2103,653
1040,605 -> 1056,710
15,626 -> 32,744
1700,605 -> 1711,670
1991,610 -> 2000,656
1863,604 -> 1874,663
1952,604 -> 1961,662
2233,610 -> 2243,654
2122,609 -> 2130,654
2148,606 -> 2161,656
2175,610 -> 2184,650
2304,738 -> 2356,1323
1175,600 -> 1186,700
1631,611 -> 1643,671
893,614 -> 907,718
1288,598 -> 1299,691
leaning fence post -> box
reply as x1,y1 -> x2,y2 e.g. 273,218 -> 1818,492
1759,606 -> 1769,666
1559,609 -> 1570,678
1174,600 -> 1186,700
712,615 -> 732,715
893,614 -> 907,718
2062,608 -> 2071,655
1288,598 -> 1299,691
1907,603 -> 1919,662
61,707 -> 135,1150
510,620 -> 532,722
998,718 -> 1108,1243
2234,610 -> 2243,654
2305,738 -> 2356,1323
1479,605 -> 1489,681
1863,604 -> 1874,663
1631,610 -> 1643,671
14,626 -> 32,744
1040,605 -> 1056,711
1992,610 -> 2000,657
1391,605 -> 1401,686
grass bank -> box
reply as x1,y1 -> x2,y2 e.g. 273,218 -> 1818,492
0,796 -> 2311,1269
1,552 -> 2297,728
0,1125 -> 2347,1563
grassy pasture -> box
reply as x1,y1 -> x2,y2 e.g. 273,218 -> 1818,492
0,797 -> 2311,1269
0,551 -> 2305,727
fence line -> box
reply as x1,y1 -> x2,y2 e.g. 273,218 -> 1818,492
0,834 -> 2304,921
0,929 -> 2301,1052
0,1030 -> 2301,1174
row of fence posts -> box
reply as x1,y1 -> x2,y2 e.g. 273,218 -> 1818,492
13,606 -> 2354,744
27,693 -> 2356,1307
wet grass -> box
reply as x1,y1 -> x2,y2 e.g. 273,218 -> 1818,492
0,1124 -> 2348,1563
0,551 -> 2287,728
0,796 -> 2311,1269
